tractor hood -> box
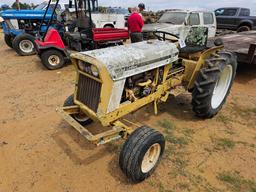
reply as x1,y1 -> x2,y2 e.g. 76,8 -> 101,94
1,9 -> 53,20
76,40 -> 179,81
142,22 -> 175,32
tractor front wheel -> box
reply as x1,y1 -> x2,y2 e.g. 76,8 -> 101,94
119,126 -> 165,182
4,34 -> 13,48
12,33 -> 36,56
41,49 -> 65,70
63,95 -> 92,126
192,51 -> 237,118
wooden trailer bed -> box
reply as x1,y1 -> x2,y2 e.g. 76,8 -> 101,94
210,31 -> 256,64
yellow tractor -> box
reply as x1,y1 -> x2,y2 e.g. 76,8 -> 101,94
57,26 -> 237,182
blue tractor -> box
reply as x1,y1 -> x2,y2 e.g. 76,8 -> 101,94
1,5 -> 62,56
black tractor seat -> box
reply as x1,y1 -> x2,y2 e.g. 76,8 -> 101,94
65,32 -> 88,41
180,46 -> 207,54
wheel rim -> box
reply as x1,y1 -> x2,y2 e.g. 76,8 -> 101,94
19,40 -> 34,53
74,112 -> 90,122
141,143 -> 161,173
211,65 -> 233,109
48,55 -> 60,66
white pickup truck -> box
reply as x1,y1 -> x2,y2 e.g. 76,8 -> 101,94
143,10 -> 217,39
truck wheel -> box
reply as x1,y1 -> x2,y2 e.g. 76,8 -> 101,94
103,24 -> 114,28
12,33 -> 36,56
4,34 -> 13,48
63,95 -> 92,125
41,49 -> 65,70
237,26 -> 250,33
192,51 -> 237,118
119,126 -> 165,182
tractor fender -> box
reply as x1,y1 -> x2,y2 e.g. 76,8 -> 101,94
37,45 -> 69,59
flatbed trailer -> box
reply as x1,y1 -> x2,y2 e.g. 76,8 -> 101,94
211,31 -> 256,65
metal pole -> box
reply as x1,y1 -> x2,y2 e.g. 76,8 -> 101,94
38,0 -> 52,36
43,0 -> 60,41
87,0 -> 93,29
74,0 -> 79,19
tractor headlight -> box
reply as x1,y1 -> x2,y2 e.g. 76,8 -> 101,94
91,65 -> 99,77
78,60 -> 87,71
77,60 -> 99,77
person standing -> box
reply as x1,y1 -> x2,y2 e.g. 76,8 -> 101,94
127,7 -> 144,43
138,3 -> 145,13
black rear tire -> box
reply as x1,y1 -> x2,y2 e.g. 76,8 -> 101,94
12,33 -> 36,56
192,51 -> 237,118
4,34 -> 13,48
63,95 -> 92,126
41,49 -> 65,70
119,126 -> 165,182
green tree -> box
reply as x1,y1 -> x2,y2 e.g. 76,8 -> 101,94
12,2 -> 31,10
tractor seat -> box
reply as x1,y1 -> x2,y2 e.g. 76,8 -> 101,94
180,46 -> 207,54
65,32 -> 87,41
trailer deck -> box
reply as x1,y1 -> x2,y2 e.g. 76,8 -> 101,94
211,31 -> 256,64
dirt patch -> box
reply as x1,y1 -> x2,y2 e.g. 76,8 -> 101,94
0,31 -> 255,192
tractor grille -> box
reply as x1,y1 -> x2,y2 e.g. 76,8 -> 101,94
76,74 -> 101,112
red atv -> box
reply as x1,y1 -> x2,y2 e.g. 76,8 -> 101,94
34,0 -> 129,70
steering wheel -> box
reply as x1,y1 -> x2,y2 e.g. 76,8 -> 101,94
153,31 -> 180,42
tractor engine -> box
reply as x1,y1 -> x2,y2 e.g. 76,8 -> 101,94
124,70 -> 157,102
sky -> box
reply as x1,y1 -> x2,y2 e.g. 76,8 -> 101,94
1,0 -> 256,14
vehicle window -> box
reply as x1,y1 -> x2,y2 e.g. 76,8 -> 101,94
188,13 -> 200,25
215,9 -> 224,16
215,8 -> 237,16
239,9 -> 250,16
158,12 -> 187,24
49,4 -> 61,11
203,13 -> 214,25
107,8 -> 129,14
34,2 -> 47,10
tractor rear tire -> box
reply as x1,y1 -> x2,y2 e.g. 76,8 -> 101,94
4,34 -> 13,48
12,33 -> 36,56
192,51 -> 237,118
63,95 -> 92,126
119,126 -> 165,182
41,49 -> 65,70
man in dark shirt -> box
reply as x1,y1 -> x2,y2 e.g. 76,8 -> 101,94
127,7 -> 144,43
138,3 -> 145,12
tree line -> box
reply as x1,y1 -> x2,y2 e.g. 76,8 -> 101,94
0,2 -> 38,11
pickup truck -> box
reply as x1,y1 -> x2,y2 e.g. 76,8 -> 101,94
142,10 -> 217,39
215,7 -> 256,32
